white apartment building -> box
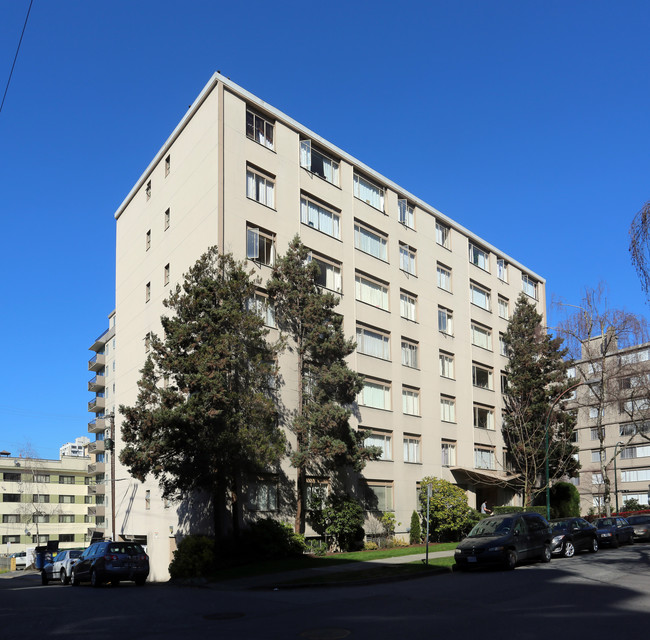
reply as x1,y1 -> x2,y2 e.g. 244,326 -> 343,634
59,437 -> 90,458
0,452 -> 90,555
108,74 -> 546,580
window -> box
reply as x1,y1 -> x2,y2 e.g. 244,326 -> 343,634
470,282 -> 491,310
437,264 -> 451,292
59,495 -> 75,504
34,473 -> 50,483
164,263 -> 170,286
300,140 -> 339,185
3,494 -> 20,502
366,482 -> 393,511
621,349 -> 650,365
309,254 -> 342,293
300,196 -> 340,239
3,535 -> 20,544
589,407 -> 602,419
33,534 -> 49,544
399,243 -> 417,275
621,468 -> 650,482
246,225 -> 276,266
355,273 -> 389,310
501,373 -> 509,393
2,514 -> 19,523
400,291 -> 417,321
145,490 -> 151,510
475,448 -> 496,470
499,333 -> 507,356
402,387 -> 420,416
469,242 -> 489,271
356,325 -> 390,360
145,282 -> 151,303
246,167 -> 275,207
306,478 -> 329,505
591,450 -> 603,463
164,208 -> 170,230
3,472 -> 21,482
590,428 -> 599,440
248,478 -> 278,511
353,173 -> 384,211
438,307 -> 453,335
59,534 -> 75,543
359,379 -> 391,410
354,222 -> 388,261
404,436 -> 420,463
472,364 -> 493,390
145,334 -> 151,353
621,444 -> 650,459
442,441 -> 456,466
474,405 -> 495,430
59,514 -> 75,523
365,431 -> 392,460
439,352 -> 455,378
471,323 -> 492,350
164,154 -> 170,177
398,198 -> 414,228
436,222 -> 450,248
401,339 -> 418,368
59,475 -> 75,485
497,259 -> 508,282
498,297 -> 509,320
246,292 -> 276,328
441,396 -> 456,422
246,108 -> 274,149
522,274 -> 538,299
145,180 -> 151,200
34,494 -> 49,503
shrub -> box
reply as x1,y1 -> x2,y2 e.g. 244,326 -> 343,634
169,535 -> 216,580
309,493 -> 365,551
622,498 -> 648,512
418,477 -> 475,541
364,541 -> 379,551
380,512 -> 400,538
241,518 -> 306,559
550,482 -> 580,518
493,505 -> 547,516
409,510 -> 422,544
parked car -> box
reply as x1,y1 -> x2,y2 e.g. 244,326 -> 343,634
71,541 -> 149,587
41,549 -> 83,585
626,515 -> 650,542
454,512 -> 552,570
10,552 -> 27,570
550,517 -> 599,557
594,517 -> 634,547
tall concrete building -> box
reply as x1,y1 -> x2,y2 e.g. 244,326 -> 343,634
108,74 -> 546,579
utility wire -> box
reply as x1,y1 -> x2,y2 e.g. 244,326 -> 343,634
0,0 -> 34,115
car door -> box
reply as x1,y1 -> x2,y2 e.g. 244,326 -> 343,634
523,514 -> 549,557
75,545 -> 97,581
54,551 -> 68,579
577,518 -> 595,550
568,519 -> 583,550
512,517 -> 531,559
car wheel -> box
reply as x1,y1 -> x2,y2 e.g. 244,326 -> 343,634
541,544 -> 552,563
90,570 -> 101,588
562,541 -> 575,558
60,570 -> 68,585
504,550 -> 517,570
71,570 -> 79,586
589,537 -> 598,553
41,572 -> 48,586
135,577 -> 146,587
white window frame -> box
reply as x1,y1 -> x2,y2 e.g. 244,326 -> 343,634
438,307 -> 453,336
470,282 -> 491,311
400,291 -> 417,321
472,364 -> 494,390
246,226 -> 276,266
366,482 -> 393,511
309,253 -> 342,293
354,221 -> 388,261
399,243 -> 417,275
401,339 -> 419,369
356,325 -> 390,360
359,379 -> 392,410
497,259 -> 508,282
471,323 -> 492,351
469,242 -> 490,271
441,441 -> 456,466
246,108 -> 274,150
436,221 -> 450,248
437,264 -> 451,292
474,448 -> 496,470
353,173 -> 385,211
439,352 -> 455,379
522,274 -> 538,299
403,436 -> 421,463
248,478 -> 278,511
441,396 -> 456,422
300,139 -> 339,185
498,297 -> 509,320
365,431 -> 392,461
300,196 -> 341,239
246,292 -> 276,328
402,387 -> 420,416
355,273 -> 389,310
246,167 -> 275,208
473,404 -> 495,430
398,198 -> 414,228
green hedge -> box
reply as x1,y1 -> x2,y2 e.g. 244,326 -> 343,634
492,505 -> 547,516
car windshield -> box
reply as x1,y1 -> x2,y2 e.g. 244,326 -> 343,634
551,520 -> 570,531
627,516 -> 650,524
69,550 -> 82,558
596,518 -> 615,527
468,517 -> 513,537
107,543 -> 145,555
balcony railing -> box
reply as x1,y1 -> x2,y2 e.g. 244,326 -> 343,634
88,354 -> 106,372
87,417 -> 106,433
88,374 -> 106,392
88,396 -> 106,412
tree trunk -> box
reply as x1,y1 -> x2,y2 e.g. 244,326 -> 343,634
295,466 -> 306,534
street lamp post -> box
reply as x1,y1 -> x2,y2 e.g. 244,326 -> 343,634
613,441 -> 625,514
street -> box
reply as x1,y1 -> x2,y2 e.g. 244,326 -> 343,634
2,543 -> 649,640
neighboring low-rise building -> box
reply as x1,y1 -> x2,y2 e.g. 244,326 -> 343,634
59,437 -> 90,458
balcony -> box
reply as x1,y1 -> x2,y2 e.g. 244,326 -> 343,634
88,353 -> 106,372
89,326 -> 114,352
88,462 -> 106,475
87,505 -> 105,517
87,483 -> 105,495
87,417 -> 106,434
88,374 -> 106,392
88,396 -> 106,413
87,440 -> 105,454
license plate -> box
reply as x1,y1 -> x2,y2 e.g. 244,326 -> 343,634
468,557 -> 477,563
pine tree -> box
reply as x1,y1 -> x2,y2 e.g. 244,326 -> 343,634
267,235 -> 378,533
119,247 -> 286,539
502,293 -> 578,506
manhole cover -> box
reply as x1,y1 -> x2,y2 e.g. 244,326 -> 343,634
203,612 -> 246,621
299,629 -> 351,640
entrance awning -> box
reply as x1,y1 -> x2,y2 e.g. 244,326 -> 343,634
450,466 -> 520,488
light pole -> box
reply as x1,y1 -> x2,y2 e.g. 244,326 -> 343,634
613,441 -> 625,514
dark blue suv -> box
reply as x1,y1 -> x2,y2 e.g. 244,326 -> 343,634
71,541 -> 149,587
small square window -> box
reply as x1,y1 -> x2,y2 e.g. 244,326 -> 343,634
164,155 -> 170,177
164,264 -> 170,286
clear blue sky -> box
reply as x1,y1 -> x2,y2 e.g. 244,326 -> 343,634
1,1 -> 649,459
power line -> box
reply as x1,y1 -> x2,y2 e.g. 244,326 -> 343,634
0,0 -> 34,115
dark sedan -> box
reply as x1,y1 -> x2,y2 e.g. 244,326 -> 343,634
626,515 -> 650,542
594,517 -> 634,547
71,540 -> 149,587
550,517 -> 598,557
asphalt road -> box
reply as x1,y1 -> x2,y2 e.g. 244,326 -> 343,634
2,543 -> 649,640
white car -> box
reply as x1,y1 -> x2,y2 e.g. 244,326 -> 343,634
10,552 -> 27,570
41,550 -> 83,585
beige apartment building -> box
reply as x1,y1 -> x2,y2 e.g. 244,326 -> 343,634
571,337 -> 650,514
107,73 -> 546,580
0,452 -> 91,556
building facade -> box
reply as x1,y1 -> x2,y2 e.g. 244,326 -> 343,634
0,452 -> 91,556
59,437 -> 90,458
108,74 -> 546,580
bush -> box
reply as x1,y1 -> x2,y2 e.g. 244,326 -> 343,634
409,510 -> 421,544
241,518 -> 306,560
493,505 -> 547,516
308,493 -> 365,551
550,482 -> 580,518
364,541 -> 379,551
418,477 -> 476,541
169,535 -> 216,580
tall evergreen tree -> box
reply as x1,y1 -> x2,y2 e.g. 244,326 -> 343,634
267,235 -> 378,533
119,247 -> 286,539
502,293 -> 578,506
